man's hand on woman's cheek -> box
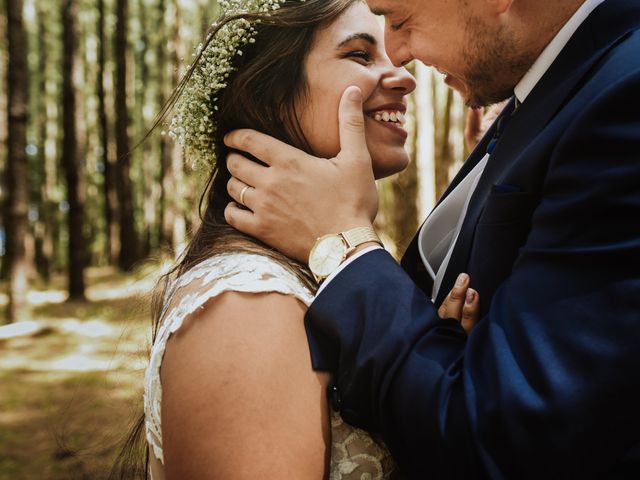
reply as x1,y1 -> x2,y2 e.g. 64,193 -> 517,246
224,86 -> 379,263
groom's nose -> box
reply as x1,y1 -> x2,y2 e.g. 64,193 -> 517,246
384,28 -> 413,68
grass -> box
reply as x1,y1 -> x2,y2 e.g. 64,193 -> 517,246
0,262 -> 165,480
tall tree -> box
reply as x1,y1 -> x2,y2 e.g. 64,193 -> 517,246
159,0 -> 186,257
433,77 -> 456,199
114,0 -> 139,270
0,0 -> 7,278
3,0 -> 29,321
98,0 -> 119,264
389,64 -> 420,255
377,63 -> 421,257
137,0 -> 156,257
61,0 -> 86,300
33,1 -> 52,280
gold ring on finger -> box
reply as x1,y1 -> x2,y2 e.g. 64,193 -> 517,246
239,185 -> 251,207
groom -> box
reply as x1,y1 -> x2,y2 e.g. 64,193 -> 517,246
225,0 -> 640,477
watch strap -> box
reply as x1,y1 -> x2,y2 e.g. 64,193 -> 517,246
340,226 -> 382,249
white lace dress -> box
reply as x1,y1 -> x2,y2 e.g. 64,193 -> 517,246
144,252 -> 398,480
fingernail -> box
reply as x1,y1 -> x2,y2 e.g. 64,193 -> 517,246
348,87 -> 362,102
455,273 -> 467,287
466,289 -> 475,304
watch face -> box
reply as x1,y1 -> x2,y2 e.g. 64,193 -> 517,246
309,235 -> 347,278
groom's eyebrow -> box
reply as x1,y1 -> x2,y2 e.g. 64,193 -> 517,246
338,33 -> 377,47
369,7 -> 391,16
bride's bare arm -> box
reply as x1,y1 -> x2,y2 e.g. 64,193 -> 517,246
161,291 -> 330,479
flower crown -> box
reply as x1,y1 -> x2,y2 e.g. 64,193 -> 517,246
169,0 -> 297,169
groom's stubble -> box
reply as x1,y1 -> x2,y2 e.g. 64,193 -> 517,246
460,12 -> 537,108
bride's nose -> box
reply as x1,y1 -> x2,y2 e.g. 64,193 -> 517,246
380,65 -> 417,95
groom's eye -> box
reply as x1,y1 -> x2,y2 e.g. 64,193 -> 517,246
390,18 -> 407,31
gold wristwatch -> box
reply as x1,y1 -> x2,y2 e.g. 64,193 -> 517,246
308,226 -> 382,283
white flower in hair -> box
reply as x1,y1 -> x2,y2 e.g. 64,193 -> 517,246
169,0 -> 298,169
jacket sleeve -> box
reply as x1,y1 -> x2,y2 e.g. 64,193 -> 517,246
304,71 -> 640,479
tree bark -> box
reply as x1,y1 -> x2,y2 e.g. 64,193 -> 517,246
137,0 -> 155,257
0,0 -> 7,280
114,0 -> 139,271
433,78 -> 455,199
33,1 -> 52,281
61,0 -> 86,300
159,0 -> 186,257
98,0 -> 119,265
390,64 -> 420,254
3,0 -> 29,321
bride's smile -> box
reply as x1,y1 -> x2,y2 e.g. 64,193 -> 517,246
296,1 -> 416,179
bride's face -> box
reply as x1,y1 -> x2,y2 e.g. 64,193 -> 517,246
297,2 -> 416,179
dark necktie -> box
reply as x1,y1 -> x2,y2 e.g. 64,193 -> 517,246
486,96 -> 519,154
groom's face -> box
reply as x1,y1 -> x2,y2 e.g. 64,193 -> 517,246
368,0 -> 527,107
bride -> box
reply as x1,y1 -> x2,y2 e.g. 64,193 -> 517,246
133,0 -> 480,478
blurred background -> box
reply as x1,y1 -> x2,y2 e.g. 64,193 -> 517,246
0,0 -> 470,477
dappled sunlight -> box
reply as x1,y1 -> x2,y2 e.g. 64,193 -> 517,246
26,290 -> 67,306
48,353 -> 120,373
0,267 -> 151,477
0,321 -> 44,340
58,318 -> 116,338
87,273 -> 157,302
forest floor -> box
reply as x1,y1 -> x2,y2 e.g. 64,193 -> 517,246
0,261 -> 166,480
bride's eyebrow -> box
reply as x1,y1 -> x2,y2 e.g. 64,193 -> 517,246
337,33 -> 377,48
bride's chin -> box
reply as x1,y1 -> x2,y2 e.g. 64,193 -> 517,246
372,154 -> 410,180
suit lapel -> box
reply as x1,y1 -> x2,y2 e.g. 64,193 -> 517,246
434,0 -> 640,305
401,120 -> 502,293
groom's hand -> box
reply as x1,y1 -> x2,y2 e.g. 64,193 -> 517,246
224,86 -> 379,263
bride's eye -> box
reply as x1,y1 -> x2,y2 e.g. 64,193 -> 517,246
345,50 -> 372,63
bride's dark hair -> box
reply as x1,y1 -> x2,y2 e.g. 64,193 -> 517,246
109,0 -> 357,478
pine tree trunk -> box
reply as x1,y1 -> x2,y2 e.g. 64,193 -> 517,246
157,0 -> 171,249
33,2 -> 51,281
61,0 -> 86,300
114,0 -> 139,271
390,63 -> 420,254
433,78 -> 455,199
3,0 -> 30,322
98,0 -> 119,264
0,0 -> 7,280
137,0 -> 155,257
160,0 -> 186,257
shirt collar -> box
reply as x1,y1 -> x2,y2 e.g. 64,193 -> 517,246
514,0 -> 606,104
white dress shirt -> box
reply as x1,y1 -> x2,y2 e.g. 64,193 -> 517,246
317,0 -> 606,299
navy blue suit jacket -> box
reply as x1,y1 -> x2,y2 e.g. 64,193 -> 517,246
305,1 -> 640,478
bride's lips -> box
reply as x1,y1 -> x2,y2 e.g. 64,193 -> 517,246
364,102 -> 409,141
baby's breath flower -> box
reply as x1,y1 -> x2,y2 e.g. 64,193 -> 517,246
170,0 -> 290,170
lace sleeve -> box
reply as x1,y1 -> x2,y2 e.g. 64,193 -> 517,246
144,252 -> 315,464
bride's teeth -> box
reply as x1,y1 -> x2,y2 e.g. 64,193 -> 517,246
372,110 -> 405,124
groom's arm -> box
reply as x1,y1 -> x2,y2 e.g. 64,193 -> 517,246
223,78 -> 640,478
306,73 -> 640,478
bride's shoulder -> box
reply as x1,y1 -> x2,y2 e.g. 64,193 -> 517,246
175,251 -> 313,299
158,251 -> 314,329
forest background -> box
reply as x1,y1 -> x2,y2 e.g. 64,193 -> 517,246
0,0 -> 470,477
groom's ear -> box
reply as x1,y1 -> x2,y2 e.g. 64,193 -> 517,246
485,0 -> 514,15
